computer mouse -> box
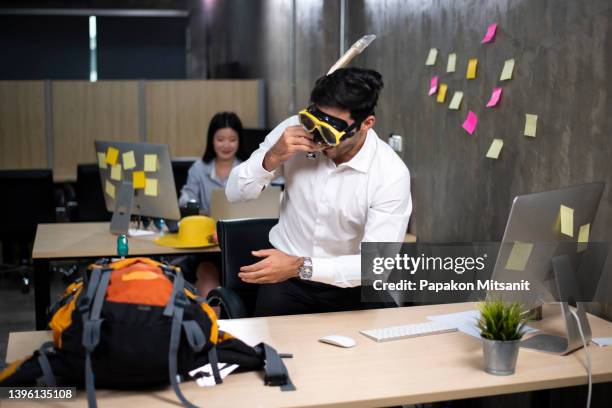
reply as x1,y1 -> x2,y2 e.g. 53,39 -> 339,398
319,335 -> 356,348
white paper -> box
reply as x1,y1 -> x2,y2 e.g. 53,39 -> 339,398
427,310 -> 538,339
591,337 -> 612,347
128,228 -> 156,237
189,363 -> 239,387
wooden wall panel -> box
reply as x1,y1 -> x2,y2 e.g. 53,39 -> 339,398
145,80 -> 260,158
52,81 -> 140,181
0,81 -> 47,169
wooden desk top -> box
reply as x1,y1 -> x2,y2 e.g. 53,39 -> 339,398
5,303 -> 612,407
32,222 -> 219,259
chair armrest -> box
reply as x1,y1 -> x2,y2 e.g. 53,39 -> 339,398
207,287 -> 250,319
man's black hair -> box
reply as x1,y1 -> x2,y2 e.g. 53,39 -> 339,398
310,67 -> 384,123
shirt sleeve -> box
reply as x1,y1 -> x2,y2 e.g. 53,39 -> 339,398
179,165 -> 201,207
225,116 -> 297,202
311,169 -> 413,288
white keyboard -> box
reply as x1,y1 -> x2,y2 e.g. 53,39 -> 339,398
360,321 -> 458,342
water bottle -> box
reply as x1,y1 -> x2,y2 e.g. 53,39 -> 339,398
117,234 -> 129,258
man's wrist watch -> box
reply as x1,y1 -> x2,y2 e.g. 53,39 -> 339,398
298,257 -> 313,280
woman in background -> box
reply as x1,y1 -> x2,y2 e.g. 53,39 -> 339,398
179,112 -> 247,298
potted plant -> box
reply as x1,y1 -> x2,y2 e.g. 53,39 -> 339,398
477,299 -> 531,376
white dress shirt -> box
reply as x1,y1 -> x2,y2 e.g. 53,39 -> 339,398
225,116 -> 412,288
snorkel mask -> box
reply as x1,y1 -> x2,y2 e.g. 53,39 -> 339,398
298,105 -> 361,146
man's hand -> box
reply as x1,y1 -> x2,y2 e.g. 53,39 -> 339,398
239,249 -> 302,284
263,125 -> 320,171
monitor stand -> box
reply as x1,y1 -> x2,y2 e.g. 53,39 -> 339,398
110,181 -> 134,235
520,255 -> 592,355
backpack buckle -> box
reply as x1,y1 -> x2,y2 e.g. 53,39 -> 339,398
174,292 -> 189,308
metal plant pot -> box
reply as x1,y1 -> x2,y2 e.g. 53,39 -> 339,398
481,338 -> 520,375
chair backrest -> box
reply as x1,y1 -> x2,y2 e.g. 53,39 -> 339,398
210,187 -> 281,220
0,169 -> 55,245
76,164 -> 111,222
242,128 -> 271,158
171,159 -> 195,198
217,218 -> 278,316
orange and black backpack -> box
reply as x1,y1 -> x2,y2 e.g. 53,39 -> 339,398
0,257 -> 294,407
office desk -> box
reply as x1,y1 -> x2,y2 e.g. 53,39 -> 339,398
31,222 -> 219,330
5,303 -> 612,407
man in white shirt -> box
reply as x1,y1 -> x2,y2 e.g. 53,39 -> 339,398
225,68 -> 412,316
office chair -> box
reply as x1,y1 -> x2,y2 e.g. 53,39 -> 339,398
0,169 -> 56,292
171,159 -> 195,198
75,164 -> 111,222
207,218 -> 278,318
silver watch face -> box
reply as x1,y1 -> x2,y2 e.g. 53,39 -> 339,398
300,257 -> 313,280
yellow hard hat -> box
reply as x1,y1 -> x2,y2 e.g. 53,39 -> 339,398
155,215 -> 217,248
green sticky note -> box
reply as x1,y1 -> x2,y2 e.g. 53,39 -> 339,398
144,154 -> 158,172
97,152 -> 107,169
500,59 -> 515,81
524,114 -> 538,137
448,91 -> 463,110
505,241 -> 533,271
122,151 -> 136,170
446,53 -> 457,73
145,178 -> 158,197
425,48 -> 438,66
560,205 -> 574,237
577,223 -> 590,252
486,139 -> 504,159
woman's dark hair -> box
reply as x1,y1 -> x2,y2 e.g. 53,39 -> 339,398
310,67 -> 384,123
202,112 -> 248,163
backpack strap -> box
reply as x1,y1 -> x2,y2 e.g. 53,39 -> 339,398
258,343 -> 296,391
79,266 -> 112,408
36,342 -> 57,387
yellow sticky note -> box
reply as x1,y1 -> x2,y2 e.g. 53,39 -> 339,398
145,178 -> 158,197
133,171 -> 146,189
577,223 -> 590,252
110,164 -> 122,181
500,58 -> 515,81
425,48 -> 438,66
560,205 -> 574,237
486,139 -> 504,159
105,180 -> 115,199
446,53 -> 457,73
122,151 -> 136,170
466,58 -> 478,79
524,114 -> 538,137
97,152 -> 107,169
448,91 -> 463,110
144,154 -> 158,172
105,147 -> 119,166
436,84 -> 448,103
505,241 -> 533,271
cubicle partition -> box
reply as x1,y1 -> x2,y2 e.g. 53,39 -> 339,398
0,80 -> 265,181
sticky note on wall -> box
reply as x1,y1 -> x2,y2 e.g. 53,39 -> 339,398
97,152 -> 107,169
462,111 -> 478,135
105,180 -> 115,199
577,223 -> 590,252
425,48 -> 438,66
105,147 -> 119,166
428,76 -> 439,96
144,154 -> 158,172
560,205 -> 574,237
500,59 -> 515,81
133,171 -> 146,189
481,23 -> 498,44
505,241 -> 533,271
437,84 -> 448,103
448,91 -> 463,110
524,114 -> 538,137
110,164 -> 122,181
123,151 -> 136,170
145,178 -> 158,197
466,58 -> 478,79
486,87 -> 503,108
446,53 -> 457,73
486,139 -> 504,159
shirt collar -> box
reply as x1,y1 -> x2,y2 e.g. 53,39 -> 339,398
207,158 -> 241,183
338,129 -> 378,173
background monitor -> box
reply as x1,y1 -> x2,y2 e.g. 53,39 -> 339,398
94,140 -> 181,225
488,182 -> 605,308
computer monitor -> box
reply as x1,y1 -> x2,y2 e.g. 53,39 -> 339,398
488,182 -> 606,354
94,140 -> 181,234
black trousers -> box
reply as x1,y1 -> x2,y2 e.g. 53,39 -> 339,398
254,278 -> 364,317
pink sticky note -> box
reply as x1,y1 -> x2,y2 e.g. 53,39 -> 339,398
486,87 -> 503,108
462,111 -> 478,135
428,76 -> 439,96
481,23 -> 498,44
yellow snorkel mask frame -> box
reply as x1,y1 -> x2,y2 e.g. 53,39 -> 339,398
298,105 -> 361,146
